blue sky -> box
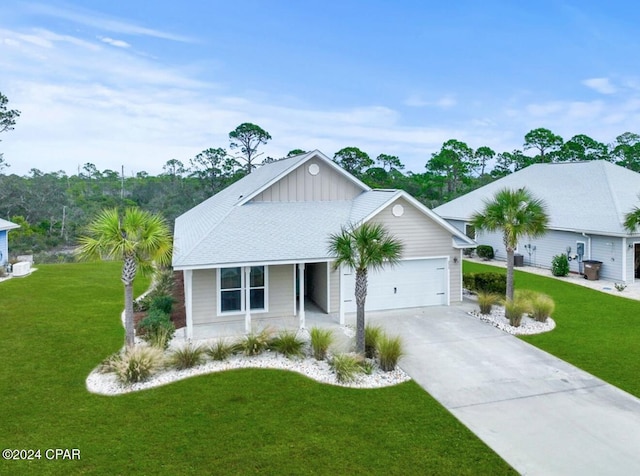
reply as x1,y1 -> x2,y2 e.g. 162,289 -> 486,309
1,0 -> 639,176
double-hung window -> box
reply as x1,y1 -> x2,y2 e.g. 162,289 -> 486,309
218,266 -> 267,314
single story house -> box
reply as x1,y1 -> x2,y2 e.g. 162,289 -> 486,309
434,160 -> 640,283
172,150 -> 475,338
0,218 -> 19,266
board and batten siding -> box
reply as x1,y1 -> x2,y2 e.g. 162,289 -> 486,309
330,266 -> 340,313
369,197 -> 462,302
191,265 -> 296,326
251,160 -> 362,202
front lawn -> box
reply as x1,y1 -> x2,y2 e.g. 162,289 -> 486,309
0,262 -> 514,475
465,261 -> 640,398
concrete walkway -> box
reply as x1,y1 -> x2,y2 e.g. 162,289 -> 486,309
367,303 -> 640,476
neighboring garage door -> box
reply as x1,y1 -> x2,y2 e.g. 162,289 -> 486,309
342,258 -> 448,313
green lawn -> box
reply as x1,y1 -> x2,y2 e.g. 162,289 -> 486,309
0,262 -> 514,475
465,261 -> 640,398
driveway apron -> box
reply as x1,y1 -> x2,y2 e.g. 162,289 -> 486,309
367,302 -> 640,476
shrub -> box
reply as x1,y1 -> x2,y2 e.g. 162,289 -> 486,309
149,294 -> 174,314
270,330 -> 305,359
113,346 -> 164,384
329,353 -> 361,383
476,245 -> 495,260
364,324 -> 383,359
551,254 -> 570,277
615,282 -> 627,292
504,299 -> 527,327
473,272 -> 506,295
463,272 -> 476,291
359,358 -> 375,375
237,328 -> 273,356
530,294 -> 555,322
309,327 -> 334,361
168,344 -> 205,370
514,289 -> 537,314
98,352 -> 121,374
377,334 -> 404,371
139,308 -> 175,349
477,291 -> 500,315
463,247 -> 474,257
207,338 -> 235,361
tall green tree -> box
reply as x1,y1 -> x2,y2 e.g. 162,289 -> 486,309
611,132 -> 640,172
229,123 -> 272,173
559,134 -> 608,162
328,223 -> 403,354
189,148 -> 239,196
475,146 -> 495,176
471,188 -> 548,301
427,139 -> 476,197
77,208 -> 173,347
523,128 -> 564,163
0,92 -> 21,170
376,153 -> 404,171
333,147 -> 373,177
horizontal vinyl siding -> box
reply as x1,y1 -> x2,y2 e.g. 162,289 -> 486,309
370,198 -> 461,302
252,160 -> 362,202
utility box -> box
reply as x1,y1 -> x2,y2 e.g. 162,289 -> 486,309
583,260 -> 602,281
514,254 -> 524,267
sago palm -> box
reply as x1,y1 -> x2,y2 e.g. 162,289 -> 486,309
328,222 -> 403,355
471,187 -> 548,301
77,207 -> 173,347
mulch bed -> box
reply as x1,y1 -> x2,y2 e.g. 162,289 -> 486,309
133,270 -> 187,331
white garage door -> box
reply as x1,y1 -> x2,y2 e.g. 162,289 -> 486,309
342,258 -> 448,313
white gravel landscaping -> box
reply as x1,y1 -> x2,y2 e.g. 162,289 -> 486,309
86,340 -> 410,396
468,306 -> 556,335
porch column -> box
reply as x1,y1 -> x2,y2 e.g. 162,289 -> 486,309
298,263 -> 305,329
184,269 -> 193,340
244,267 -> 251,334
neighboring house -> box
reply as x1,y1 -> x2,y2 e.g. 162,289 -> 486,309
172,150 -> 475,338
434,161 -> 640,283
0,218 -> 19,267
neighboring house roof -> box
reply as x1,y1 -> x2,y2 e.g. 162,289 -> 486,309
173,151 -> 473,269
0,218 -> 19,232
434,161 -> 640,237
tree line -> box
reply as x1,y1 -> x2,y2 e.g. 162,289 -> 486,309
1,91 -> 639,257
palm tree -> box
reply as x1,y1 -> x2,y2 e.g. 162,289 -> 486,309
77,207 -> 173,347
624,206 -> 640,232
471,188 -> 548,301
328,222 -> 403,354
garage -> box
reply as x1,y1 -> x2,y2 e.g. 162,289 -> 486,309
342,258 -> 449,313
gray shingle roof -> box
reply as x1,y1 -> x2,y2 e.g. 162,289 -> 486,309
434,161 -> 640,236
173,152 -> 474,269
0,218 -> 19,231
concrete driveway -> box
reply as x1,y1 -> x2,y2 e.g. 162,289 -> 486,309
367,302 -> 640,476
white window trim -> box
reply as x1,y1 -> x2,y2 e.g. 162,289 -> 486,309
216,266 -> 269,316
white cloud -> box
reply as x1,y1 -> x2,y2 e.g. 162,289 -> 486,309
100,36 -> 130,48
582,77 -> 617,95
404,94 -> 457,109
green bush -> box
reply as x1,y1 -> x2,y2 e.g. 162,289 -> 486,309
168,344 -> 205,370
270,330 -> 305,359
476,245 -> 495,260
309,327 -> 334,361
207,338 -> 235,361
551,254 -> 570,277
477,291 -> 500,315
237,328 -> 273,356
530,294 -> 555,322
329,353 -> 361,383
504,299 -> 527,327
463,272 -> 476,291
149,294 -> 174,314
377,334 -> 404,371
463,248 -> 475,257
139,308 -> 175,350
113,346 -> 164,384
472,272 -> 506,295
364,324 -> 383,359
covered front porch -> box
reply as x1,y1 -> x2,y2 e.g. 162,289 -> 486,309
181,260 -> 339,340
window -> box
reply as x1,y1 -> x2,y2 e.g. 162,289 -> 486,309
218,266 -> 267,314
465,224 -> 476,240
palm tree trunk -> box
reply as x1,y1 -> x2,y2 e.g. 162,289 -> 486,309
506,248 -> 515,301
355,269 -> 367,354
124,283 -> 135,347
